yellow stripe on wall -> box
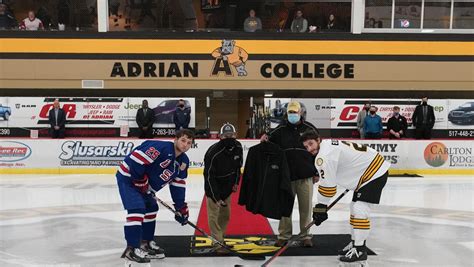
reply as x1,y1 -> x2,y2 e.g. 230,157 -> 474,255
1,39 -> 473,56
0,168 -> 472,175
389,169 -> 474,175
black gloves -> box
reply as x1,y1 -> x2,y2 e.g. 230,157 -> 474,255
312,203 -> 328,226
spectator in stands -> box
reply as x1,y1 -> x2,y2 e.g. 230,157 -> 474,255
367,18 -> 376,28
357,101 -> 371,139
48,99 -> 66,139
290,10 -> 307,33
387,106 -> 408,139
57,0 -> 70,29
243,9 -> 262,32
19,10 -> 44,31
136,100 -> 155,139
70,0 -> 89,30
36,5 -> 51,30
137,0 -> 156,25
326,14 -> 338,31
173,99 -> 191,132
57,0 -> 70,25
0,4 -> 16,30
364,106 -> 383,139
412,96 -> 435,139
109,0 -> 121,27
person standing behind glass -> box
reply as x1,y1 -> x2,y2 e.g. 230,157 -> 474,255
136,100 -> 155,139
291,10 -> 308,33
326,14 -> 338,31
173,99 -> 191,132
48,98 -> 66,139
387,106 -> 408,139
243,9 -> 262,32
364,106 -> 383,139
357,102 -> 371,139
411,96 -> 435,139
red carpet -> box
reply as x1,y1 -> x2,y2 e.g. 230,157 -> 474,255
195,183 -> 274,236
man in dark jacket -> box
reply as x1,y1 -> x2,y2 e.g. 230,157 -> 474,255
136,100 -> 155,139
0,4 -> 16,29
387,106 -> 408,139
173,99 -> 191,132
412,97 -> 436,139
261,100 -> 319,248
204,123 -> 243,254
48,98 -> 66,139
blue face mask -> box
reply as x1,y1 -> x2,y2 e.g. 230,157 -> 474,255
287,113 -> 301,124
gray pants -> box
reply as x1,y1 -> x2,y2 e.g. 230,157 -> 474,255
278,177 -> 313,240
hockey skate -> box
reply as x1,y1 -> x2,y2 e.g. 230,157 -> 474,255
121,246 -> 151,267
338,240 -> 354,255
338,246 -> 369,267
141,240 -> 165,259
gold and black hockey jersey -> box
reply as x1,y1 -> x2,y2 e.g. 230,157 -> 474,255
314,139 -> 390,205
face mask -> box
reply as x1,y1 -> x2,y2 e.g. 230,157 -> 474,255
365,107 -> 370,111
394,112 -> 399,116
422,101 -> 427,106
287,113 -> 301,124
370,111 -> 376,115
221,137 -> 236,148
179,104 -> 184,108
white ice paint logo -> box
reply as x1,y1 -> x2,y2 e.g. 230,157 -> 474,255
59,141 -> 134,160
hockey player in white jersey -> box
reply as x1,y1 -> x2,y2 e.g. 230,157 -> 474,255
300,131 -> 390,265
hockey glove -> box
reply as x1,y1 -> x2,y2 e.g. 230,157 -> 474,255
312,203 -> 328,226
132,175 -> 149,194
174,203 -> 189,225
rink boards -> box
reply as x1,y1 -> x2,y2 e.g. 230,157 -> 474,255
0,138 -> 472,175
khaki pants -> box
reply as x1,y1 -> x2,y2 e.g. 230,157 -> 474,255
206,196 -> 231,243
278,177 -> 313,240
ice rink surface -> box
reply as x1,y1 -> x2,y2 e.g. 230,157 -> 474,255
0,174 -> 473,267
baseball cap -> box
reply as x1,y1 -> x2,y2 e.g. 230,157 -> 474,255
287,101 -> 301,112
220,123 -> 236,136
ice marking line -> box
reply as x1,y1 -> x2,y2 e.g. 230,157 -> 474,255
76,248 -> 124,257
386,258 -> 419,263
458,241 -> 474,251
0,250 -> 46,265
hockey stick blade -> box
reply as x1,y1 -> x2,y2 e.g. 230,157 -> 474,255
261,189 -> 350,267
153,195 -> 265,261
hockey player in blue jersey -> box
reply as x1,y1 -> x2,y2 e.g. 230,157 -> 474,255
117,129 -> 194,264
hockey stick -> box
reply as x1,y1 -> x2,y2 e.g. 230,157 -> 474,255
261,189 -> 350,267
153,195 -> 266,261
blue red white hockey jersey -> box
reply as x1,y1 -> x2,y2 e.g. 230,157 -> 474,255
116,140 -> 189,209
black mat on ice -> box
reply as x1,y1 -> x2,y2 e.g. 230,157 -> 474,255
153,234 -> 376,257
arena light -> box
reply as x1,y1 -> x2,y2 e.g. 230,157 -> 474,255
264,92 -> 273,97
